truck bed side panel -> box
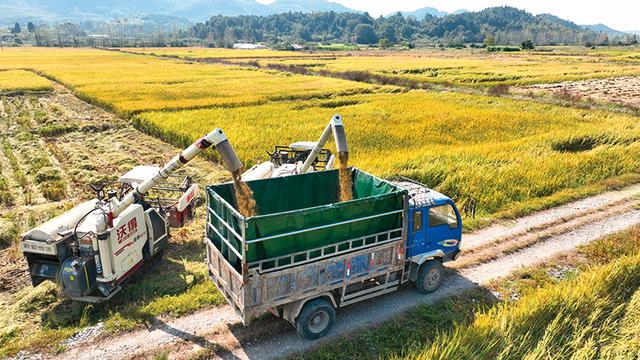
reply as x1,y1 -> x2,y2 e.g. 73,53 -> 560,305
205,237 -> 404,323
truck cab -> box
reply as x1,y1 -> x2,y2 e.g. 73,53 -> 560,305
392,179 -> 462,292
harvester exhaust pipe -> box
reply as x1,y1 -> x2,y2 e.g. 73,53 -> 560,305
301,114 -> 348,173
110,128 -> 242,218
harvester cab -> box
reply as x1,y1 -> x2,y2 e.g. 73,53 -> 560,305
241,114 -> 348,181
20,128 -> 243,302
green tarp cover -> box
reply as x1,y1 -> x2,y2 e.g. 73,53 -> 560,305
207,168 -> 406,266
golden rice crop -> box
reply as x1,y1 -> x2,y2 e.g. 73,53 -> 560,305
402,253 -> 640,360
0,48 -> 380,115
0,70 -> 53,92
135,90 -> 640,223
121,47 -> 339,59
260,51 -> 640,87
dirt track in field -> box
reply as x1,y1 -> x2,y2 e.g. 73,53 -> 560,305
524,76 -> 640,109
43,184 -> 640,360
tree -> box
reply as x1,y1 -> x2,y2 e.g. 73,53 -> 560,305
378,23 -> 397,43
378,38 -> 391,49
484,34 -> 495,47
354,24 -> 377,44
521,40 -> 534,49
27,22 -> 36,33
10,23 -> 21,34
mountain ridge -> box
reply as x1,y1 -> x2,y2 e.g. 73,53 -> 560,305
0,0 -> 357,23
386,7 -> 468,19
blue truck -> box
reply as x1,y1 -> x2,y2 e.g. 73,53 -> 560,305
205,169 -> 462,340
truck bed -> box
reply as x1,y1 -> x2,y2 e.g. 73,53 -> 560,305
204,168 -> 409,323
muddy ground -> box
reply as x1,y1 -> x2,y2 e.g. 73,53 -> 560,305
523,76 -> 640,109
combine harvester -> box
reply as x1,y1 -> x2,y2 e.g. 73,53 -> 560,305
20,129 -> 244,301
205,115 -> 463,340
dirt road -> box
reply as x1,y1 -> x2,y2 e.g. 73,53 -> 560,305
47,185 -> 640,360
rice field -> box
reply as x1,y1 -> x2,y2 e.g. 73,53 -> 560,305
257,53 -> 640,87
0,70 -> 53,93
407,253 -> 640,359
1,47 -> 639,224
136,91 -> 640,222
122,47 -> 338,59
0,48 -> 381,115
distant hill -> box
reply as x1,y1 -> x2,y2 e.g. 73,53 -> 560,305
0,0 -> 358,23
420,7 -> 595,44
584,23 -> 628,37
388,7 -> 467,20
268,0 -> 354,14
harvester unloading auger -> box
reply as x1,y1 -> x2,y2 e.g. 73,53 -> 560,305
20,128 -> 243,302
241,114 -> 348,180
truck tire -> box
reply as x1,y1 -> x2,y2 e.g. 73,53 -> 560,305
416,259 -> 444,294
295,298 -> 336,340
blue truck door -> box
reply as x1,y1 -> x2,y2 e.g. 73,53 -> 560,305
426,202 -> 462,256
406,207 -> 426,258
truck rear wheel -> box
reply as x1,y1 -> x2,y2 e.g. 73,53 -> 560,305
295,298 -> 336,340
416,260 -> 444,293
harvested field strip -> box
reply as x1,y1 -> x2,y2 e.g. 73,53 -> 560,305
524,76 -> 640,110
0,158 -> 12,207
0,91 -> 232,358
1,97 -> 68,203
2,138 -> 31,203
136,90 -> 640,226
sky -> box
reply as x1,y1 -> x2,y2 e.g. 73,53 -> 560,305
258,0 -> 640,31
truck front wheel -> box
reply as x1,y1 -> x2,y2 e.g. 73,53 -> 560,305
295,298 -> 336,340
416,260 -> 444,293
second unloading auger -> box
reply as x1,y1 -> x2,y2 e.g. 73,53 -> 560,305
20,128 -> 243,302
241,114 -> 348,180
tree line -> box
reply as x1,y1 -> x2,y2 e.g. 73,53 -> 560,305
3,6 -> 638,48
190,7 -> 636,48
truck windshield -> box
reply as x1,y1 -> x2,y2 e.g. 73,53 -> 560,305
429,205 -> 458,229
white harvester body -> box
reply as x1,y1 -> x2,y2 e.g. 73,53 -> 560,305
20,128 -> 243,302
